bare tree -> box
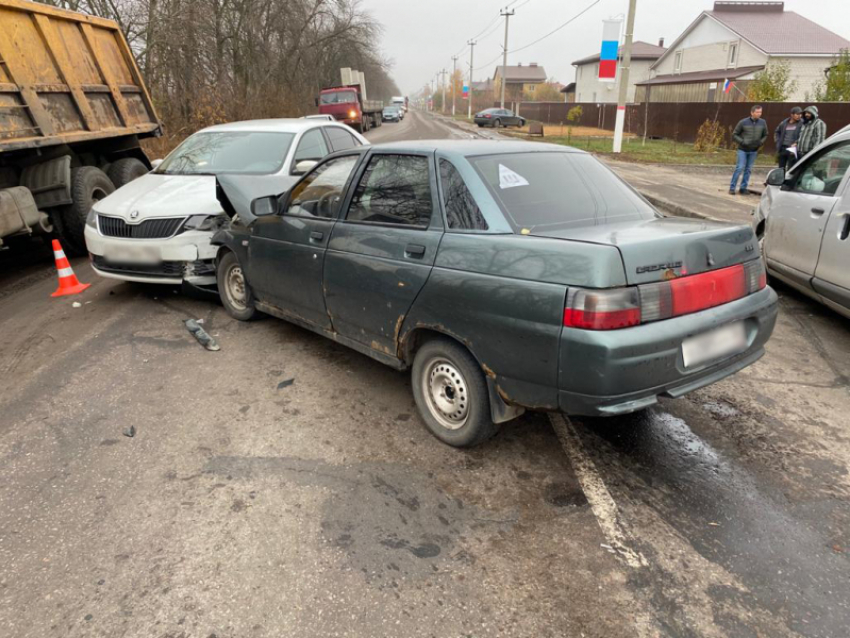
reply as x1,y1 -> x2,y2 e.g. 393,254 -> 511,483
34,0 -> 400,151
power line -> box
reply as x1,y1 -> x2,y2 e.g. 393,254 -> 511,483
509,0 -> 601,55
470,13 -> 502,41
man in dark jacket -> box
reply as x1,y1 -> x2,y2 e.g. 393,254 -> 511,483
774,106 -> 803,170
797,105 -> 827,159
730,105 -> 768,195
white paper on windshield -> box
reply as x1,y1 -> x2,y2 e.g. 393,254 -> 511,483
498,164 -> 530,189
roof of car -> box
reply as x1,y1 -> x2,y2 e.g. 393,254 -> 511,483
371,139 -> 584,156
199,118 -> 341,134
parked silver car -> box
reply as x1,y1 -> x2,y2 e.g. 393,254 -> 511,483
755,128 -> 850,319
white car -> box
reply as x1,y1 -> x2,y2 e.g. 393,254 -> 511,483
84,119 -> 367,286
755,127 -> 850,318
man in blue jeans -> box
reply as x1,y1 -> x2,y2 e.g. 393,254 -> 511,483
730,105 -> 768,195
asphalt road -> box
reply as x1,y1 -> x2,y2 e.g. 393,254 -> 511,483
1,109 -> 849,638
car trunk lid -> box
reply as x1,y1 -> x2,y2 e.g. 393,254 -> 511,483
530,217 -> 758,286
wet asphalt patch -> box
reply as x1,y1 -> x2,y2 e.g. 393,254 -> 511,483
203,456 -> 518,582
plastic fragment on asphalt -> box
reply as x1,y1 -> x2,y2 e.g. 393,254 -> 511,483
184,319 -> 220,351
123,425 -> 135,438
277,379 -> 294,390
72,301 -> 81,308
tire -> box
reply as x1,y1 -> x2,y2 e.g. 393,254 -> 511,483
58,166 -> 115,256
411,337 -> 500,447
518,118 -> 526,128
107,157 -> 149,188
217,251 -> 258,321
494,119 -> 502,128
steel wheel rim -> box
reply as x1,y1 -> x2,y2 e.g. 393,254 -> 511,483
422,357 -> 470,430
226,265 -> 248,311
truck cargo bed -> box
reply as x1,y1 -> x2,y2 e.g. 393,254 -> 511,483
0,0 -> 161,152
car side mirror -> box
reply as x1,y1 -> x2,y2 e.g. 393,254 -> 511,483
766,168 -> 785,186
251,195 -> 277,217
151,159 -> 163,169
292,159 -> 318,176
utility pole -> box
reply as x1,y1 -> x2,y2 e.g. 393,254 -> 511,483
499,8 -> 515,109
451,55 -> 458,116
467,40 -> 476,119
613,0 -> 637,153
441,68 -> 447,113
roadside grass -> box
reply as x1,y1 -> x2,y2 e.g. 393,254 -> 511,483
502,130 -> 775,166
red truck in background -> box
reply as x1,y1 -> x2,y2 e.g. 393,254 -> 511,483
317,68 -> 383,133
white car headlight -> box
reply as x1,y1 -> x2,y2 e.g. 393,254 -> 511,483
86,208 -> 97,228
183,214 -> 225,232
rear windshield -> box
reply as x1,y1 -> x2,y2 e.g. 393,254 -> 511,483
156,131 -> 294,175
320,91 -> 357,105
469,152 -> 656,232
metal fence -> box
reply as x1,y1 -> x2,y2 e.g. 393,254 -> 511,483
499,101 -> 850,153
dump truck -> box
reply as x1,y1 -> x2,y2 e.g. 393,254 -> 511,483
317,68 -> 383,133
0,0 -> 161,255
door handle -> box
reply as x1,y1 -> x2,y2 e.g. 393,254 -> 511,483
405,243 -> 426,257
309,231 -> 324,241
811,207 -> 825,216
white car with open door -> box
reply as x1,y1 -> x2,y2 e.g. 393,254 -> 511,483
757,128 -> 850,318
84,119 -> 366,287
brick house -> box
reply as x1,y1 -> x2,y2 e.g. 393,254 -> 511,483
493,63 -> 548,102
636,1 -> 850,103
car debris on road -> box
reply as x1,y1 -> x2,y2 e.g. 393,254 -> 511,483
184,319 -> 220,351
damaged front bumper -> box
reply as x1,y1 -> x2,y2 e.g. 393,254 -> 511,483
84,225 -> 218,286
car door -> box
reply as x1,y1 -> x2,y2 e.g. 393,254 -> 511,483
247,154 -> 361,328
324,151 -> 443,355
811,143 -> 850,312
763,142 -> 848,288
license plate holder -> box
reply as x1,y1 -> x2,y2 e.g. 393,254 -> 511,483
103,244 -> 160,265
682,321 -> 747,368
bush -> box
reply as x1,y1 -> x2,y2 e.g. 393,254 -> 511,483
694,119 -> 725,152
566,105 -> 583,123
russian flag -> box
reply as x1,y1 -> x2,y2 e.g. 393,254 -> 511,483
723,79 -> 734,94
599,19 -> 621,83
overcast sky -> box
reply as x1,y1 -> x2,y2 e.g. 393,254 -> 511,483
360,0 -> 850,95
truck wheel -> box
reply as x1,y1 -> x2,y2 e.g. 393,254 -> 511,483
59,166 -> 115,256
107,158 -> 149,188
217,251 -> 258,321
411,337 -> 500,448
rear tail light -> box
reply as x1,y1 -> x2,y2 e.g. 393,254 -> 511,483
564,288 -> 641,330
484,114 -> 492,118
565,259 -> 766,330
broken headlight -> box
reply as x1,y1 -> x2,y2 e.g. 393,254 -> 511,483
182,214 -> 225,232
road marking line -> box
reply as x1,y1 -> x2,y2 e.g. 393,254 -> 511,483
549,413 -> 648,569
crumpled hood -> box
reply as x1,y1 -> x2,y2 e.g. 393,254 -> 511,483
93,172 -> 297,221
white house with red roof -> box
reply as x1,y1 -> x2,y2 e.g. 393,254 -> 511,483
636,1 -> 850,103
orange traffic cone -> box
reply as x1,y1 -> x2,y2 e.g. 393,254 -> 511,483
51,239 -> 91,297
